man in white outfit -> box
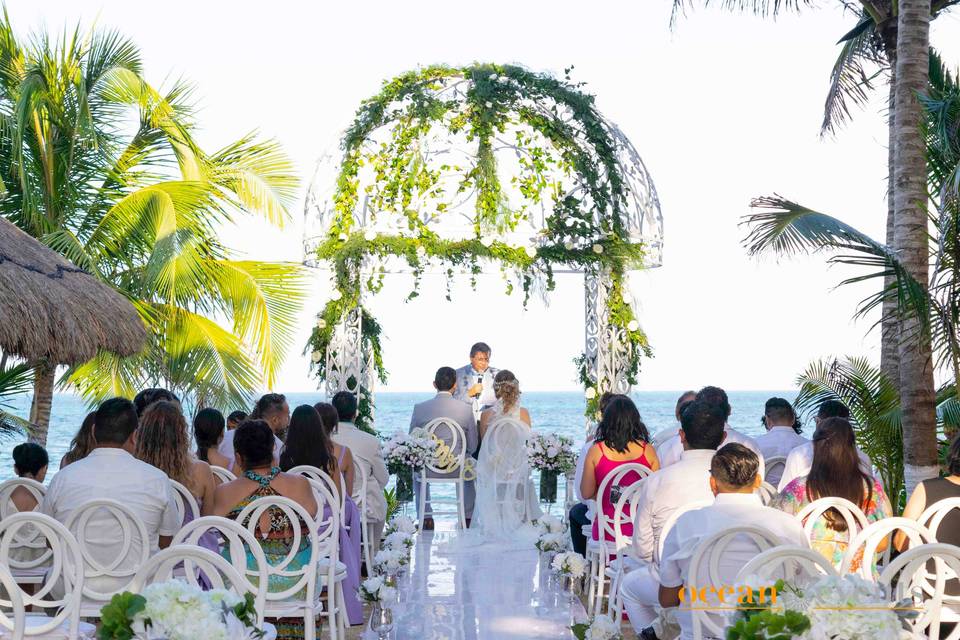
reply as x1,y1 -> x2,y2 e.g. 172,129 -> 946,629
754,397 -> 807,487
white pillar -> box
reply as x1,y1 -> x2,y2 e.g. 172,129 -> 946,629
584,268 -> 632,426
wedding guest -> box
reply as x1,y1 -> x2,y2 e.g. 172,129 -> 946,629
41,398 -> 180,592
329,391 -> 389,549
453,342 -> 500,417
410,366 -> 479,529
771,417 -> 891,570
59,411 -> 96,469
194,408 -> 232,471
136,400 -> 217,518
776,400 -> 872,491
654,444 -> 808,640
133,387 -> 180,417
10,443 -> 48,512
569,392 -> 616,554
227,410 -> 247,431
580,395 -> 659,546
754,397 -> 807,486
212,420 -> 317,640
315,402 -> 355,495
619,399 -> 724,630
655,386 -> 766,479
278,405 -> 364,626
218,393 -> 286,468
649,391 -> 696,448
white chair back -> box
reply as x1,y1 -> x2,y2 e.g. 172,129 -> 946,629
351,456 -> 372,570
0,512 -> 85,637
131,546 -> 257,613
688,525 -> 785,640
64,498 -> 151,602
595,462 -> 651,545
0,478 -> 49,569
422,417 -> 467,475
288,464 -> 345,515
764,456 -> 787,484
918,496 -> 960,538
737,544 -> 839,584
170,479 -> 201,523
211,465 -> 236,484
610,474 -> 648,554
756,481 -> 777,505
172,515 -> 269,624
0,563 -> 24,640
841,517 -> 936,578
879,543 -> 960,640
795,496 -> 869,544
655,499 -> 713,564
235,495 -> 322,602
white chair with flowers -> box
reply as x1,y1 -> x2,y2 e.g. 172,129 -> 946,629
416,417 -> 468,530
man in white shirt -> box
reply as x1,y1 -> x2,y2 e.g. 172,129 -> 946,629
219,393 -> 287,467
649,391 -> 697,448
330,390 -> 390,548
655,386 -> 766,479
620,399 -> 725,631
41,397 -> 180,593
754,397 -> 807,487
452,342 -> 500,420
776,399 -> 872,491
656,443 -> 808,640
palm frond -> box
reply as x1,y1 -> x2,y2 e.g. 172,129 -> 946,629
669,0 -> 813,28
821,14 -> 886,136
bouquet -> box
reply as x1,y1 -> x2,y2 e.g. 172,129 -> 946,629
527,433 -> 576,472
373,547 -> 409,576
382,530 -> 416,552
381,429 -> 435,474
535,515 -> 567,536
571,616 -> 622,640
358,576 -> 397,605
535,531 -> 568,554
551,551 -> 588,579
97,580 -> 264,640
384,514 -> 418,537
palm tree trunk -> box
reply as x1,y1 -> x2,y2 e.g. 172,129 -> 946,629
893,0 -> 938,496
882,52 -> 901,391
27,361 -> 55,445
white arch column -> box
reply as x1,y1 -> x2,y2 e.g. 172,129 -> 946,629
584,268 -> 633,408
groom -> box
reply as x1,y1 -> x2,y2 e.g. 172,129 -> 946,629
410,366 -> 479,529
453,342 -> 499,420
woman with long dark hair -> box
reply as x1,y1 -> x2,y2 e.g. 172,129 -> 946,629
313,402 -> 355,495
193,407 -> 231,470
279,405 -> 345,496
580,395 -> 659,544
59,412 -> 96,469
772,417 -> 891,568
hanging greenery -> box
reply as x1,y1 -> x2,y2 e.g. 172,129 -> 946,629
306,63 -> 660,430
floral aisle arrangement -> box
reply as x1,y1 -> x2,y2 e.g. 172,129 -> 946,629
358,576 -> 397,638
527,433 -> 576,503
384,514 -> 418,537
570,616 -> 622,640
552,551 -> 588,601
727,575 -> 920,640
535,530 -> 568,555
97,581 -> 264,640
381,428 -> 435,502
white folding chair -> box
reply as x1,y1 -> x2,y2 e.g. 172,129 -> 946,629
0,479 -> 49,585
172,516 -> 270,625
289,465 -> 345,517
840,517 -> 936,578
688,525 -> 785,640
880,543 -> 960,640
764,456 -> 787,485
169,479 -> 201,523
918,497 -> 960,540
737,545 -> 839,584
351,456 -> 373,570
585,462 -> 651,617
794,496 -> 870,563
235,494 -> 338,640
755,481 -> 777,505
417,417 -> 468,530
0,512 -> 91,639
63,498 -> 151,619
210,465 -> 237,484
606,481 -> 648,620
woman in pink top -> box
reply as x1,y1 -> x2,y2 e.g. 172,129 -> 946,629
581,395 -> 659,542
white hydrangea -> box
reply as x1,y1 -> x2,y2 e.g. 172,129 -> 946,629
535,514 -> 566,535
358,575 -> 397,604
527,433 -> 576,472
552,551 -> 587,578
132,581 -> 257,640
779,575 -> 908,640
383,530 -> 415,551
535,531 -> 567,554
374,547 -> 408,575
385,514 -> 418,536
585,615 -> 621,640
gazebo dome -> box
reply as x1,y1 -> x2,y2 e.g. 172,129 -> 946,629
304,64 -> 662,271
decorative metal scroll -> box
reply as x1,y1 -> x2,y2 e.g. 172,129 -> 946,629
584,269 -> 633,414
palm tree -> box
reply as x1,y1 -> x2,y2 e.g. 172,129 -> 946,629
0,14 -> 305,443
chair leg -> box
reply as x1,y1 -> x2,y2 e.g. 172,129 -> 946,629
594,554 -> 607,615
457,482 -> 466,529
304,607 -> 317,640
417,475 -> 427,530
586,555 -> 597,616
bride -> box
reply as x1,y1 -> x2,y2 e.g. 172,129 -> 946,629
469,370 -> 543,542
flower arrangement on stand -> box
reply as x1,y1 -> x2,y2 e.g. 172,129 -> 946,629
570,616 -> 622,640
384,514 -> 418,537
527,433 -> 577,504
358,576 -> 397,639
535,530 -> 568,556
552,551 -> 588,603
97,581 -> 265,640
381,428 -> 435,503
727,575 -> 921,640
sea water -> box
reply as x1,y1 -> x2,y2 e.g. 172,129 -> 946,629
0,390 -> 798,484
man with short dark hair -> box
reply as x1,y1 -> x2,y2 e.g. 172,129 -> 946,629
453,342 -> 500,419
132,387 -> 180,417
40,397 -> 180,593
755,397 -> 807,486
219,393 -> 285,467
227,410 -> 247,430
655,444 -> 807,640
410,366 -> 479,528
329,390 -> 389,547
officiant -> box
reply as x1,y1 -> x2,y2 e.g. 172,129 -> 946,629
454,342 -> 499,419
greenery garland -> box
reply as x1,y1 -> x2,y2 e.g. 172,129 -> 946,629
307,63 -> 657,430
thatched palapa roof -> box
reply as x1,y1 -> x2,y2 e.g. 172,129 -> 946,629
0,217 -> 147,365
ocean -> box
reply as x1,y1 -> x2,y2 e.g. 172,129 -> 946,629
0,390 -> 798,485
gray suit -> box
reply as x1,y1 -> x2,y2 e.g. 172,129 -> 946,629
409,391 -> 478,518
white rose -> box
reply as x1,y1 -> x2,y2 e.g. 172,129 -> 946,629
489,73 -> 499,81
485,101 -> 493,108
592,244 -> 604,254
364,229 -> 376,241
311,350 -> 323,363
546,446 -> 559,458
498,76 -> 509,84
585,387 -> 597,399
330,290 -> 342,301
563,241 -> 574,250
524,246 -> 537,258
316,318 -> 327,329
627,320 -> 640,332
565,217 -> 576,228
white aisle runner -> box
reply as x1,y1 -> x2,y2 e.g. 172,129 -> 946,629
387,531 -> 586,639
